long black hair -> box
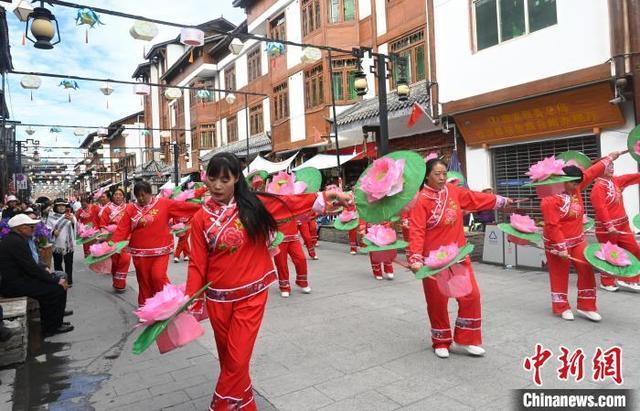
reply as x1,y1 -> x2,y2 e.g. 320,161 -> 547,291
206,152 -> 277,242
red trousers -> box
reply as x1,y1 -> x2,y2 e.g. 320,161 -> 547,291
174,235 -> 190,259
111,251 -> 131,290
597,225 -> 640,286
545,241 -> 597,314
369,250 -> 395,278
132,254 -> 171,306
422,258 -> 482,349
82,243 -> 91,258
298,223 -> 317,258
207,290 -> 267,411
273,241 -> 308,292
348,229 -> 358,253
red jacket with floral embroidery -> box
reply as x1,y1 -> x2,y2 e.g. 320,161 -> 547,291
186,193 -> 325,302
110,197 -> 200,257
541,159 -> 609,252
590,173 -> 640,233
407,183 -> 502,265
76,204 -> 99,227
98,202 -> 127,228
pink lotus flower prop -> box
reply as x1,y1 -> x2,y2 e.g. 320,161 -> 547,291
187,182 -> 195,189
594,241 -> 631,267
266,171 -> 307,195
89,242 -> 116,257
635,141 -> 640,156
526,156 -> 566,182
364,224 -> 397,246
436,263 -> 472,298
155,312 -> 205,354
424,152 -> 438,162
78,224 -> 100,238
160,187 -> 174,198
424,243 -> 460,269
104,224 -> 117,233
173,189 -> 195,202
360,157 -> 405,202
510,214 -> 537,233
338,209 -> 358,223
583,214 -> 589,224
135,283 -> 190,326
92,188 -> 105,200
171,223 -> 186,231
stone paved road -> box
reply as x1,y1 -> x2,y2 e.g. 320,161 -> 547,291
2,240 -> 639,410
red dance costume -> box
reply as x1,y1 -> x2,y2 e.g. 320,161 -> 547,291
297,216 -> 318,259
111,197 -> 200,306
275,219 -> 309,292
590,173 -> 640,286
408,183 -> 504,349
186,193 -> 325,411
76,204 -> 100,257
173,217 -> 192,260
361,220 -> 395,279
99,202 -> 131,290
541,159 -> 610,315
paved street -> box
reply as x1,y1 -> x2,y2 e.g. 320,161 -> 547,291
2,239 -> 639,410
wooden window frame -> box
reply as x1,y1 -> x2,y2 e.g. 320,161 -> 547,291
224,64 -> 236,91
247,45 -> 262,82
272,82 -> 290,122
227,116 -> 238,143
249,104 -> 264,136
327,0 -> 355,24
331,58 -> 359,103
269,13 -> 287,41
304,64 -> 324,110
199,123 -> 216,149
390,29 -> 426,87
302,0 -> 322,37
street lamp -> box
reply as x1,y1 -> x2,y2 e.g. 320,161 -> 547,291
353,71 -> 368,96
24,1 -> 61,50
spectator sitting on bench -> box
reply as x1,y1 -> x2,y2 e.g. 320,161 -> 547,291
0,214 -> 73,338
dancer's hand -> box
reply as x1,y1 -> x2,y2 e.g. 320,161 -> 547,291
551,249 -> 569,259
410,262 -> 424,273
326,191 -> 353,208
608,151 -> 621,161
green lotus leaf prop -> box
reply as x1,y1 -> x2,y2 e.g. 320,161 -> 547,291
84,240 -> 129,265
334,218 -> 359,231
583,244 -> 640,278
557,151 -> 592,170
245,170 -> 269,186
268,231 -> 284,250
415,243 -> 475,280
447,171 -> 466,187
132,282 -> 211,355
626,124 -> 640,163
358,238 -> 408,254
583,216 -> 595,232
497,223 -> 542,244
294,167 -> 322,193
355,151 -> 426,224
522,175 -> 580,187
633,214 -> 640,231
75,231 -> 101,245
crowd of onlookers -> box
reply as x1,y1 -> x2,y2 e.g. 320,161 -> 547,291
0,194 -> 75,340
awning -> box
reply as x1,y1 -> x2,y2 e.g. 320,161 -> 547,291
293,153 -> 360,171
243,152 -> 298,176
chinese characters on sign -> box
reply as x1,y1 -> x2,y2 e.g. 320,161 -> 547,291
523,344 -> 623,386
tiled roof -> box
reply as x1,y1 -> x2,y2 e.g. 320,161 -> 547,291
200,132 -> 272,161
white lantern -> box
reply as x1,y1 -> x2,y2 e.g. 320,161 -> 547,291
134,83 -> 151,95
225,93 -> 236,105
20,75 -> 42,90
129,21 -> 158,42
229,38 -> 243,55
25,127 -> 36,136
164,87 -> 182,100
159,130 -> 171,138
180,28 -> 204,47
301,47 -> 322,64
100,83 -> 114,96
74,128 -> 86,136
13,0 -> 34,22
97,128 -> 109,137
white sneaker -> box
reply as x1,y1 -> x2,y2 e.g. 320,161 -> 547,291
385,273 -> 394,280
173,257 -> 179,263
561,310 -> 575,321
350,251 -> 356,255
280,291 -> 290,298
434,348 -> 449,358
375,276 -> 383,280
300,286 -> 312,294
183,256 -> 189,262
617,281 -> 640,292
577,310 -> 602,322
600,284 -> 619,292
312,256 -> 319,260
460,345 -> 485,356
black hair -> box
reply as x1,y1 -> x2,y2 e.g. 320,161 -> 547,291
425,158 -> 448,177
562,165 -> 583,183
134,180 -> 152,196
206,152 -> 277,242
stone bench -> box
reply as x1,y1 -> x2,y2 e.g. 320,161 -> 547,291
0,297 -> 40,367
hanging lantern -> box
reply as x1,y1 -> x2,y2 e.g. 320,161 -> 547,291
129,21 -> 158,41
49,127 -> 62,133
196,89 -> 211,106
100,83 -> 114,109
159,130 -> 171,138
164,87 -> 182,100
20,75 -> 41,101
25,127 -> 36,136
24,3 -> 61,49
180,28 -> 205,46
97,128 -> 109,137
75,8 -> 104,44
229,38 -> 243,55
74,128 -> 86,136
13,0 -> 34,22
134,83 -> 151,96
225,93 -> 236,105
59,79 -> 79,102
266,42 -> 285,58
140,129 -> 151,137
301,47 -> 322,64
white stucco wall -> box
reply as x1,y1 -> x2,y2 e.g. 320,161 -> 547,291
359,0 -> 372,19
286,0 -> 302,69
289,72 -> 306,142
375,0 -> 387,36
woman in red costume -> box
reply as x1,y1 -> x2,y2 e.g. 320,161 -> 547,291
540,151 -> 621,323
590,160 -> 640,292
298,217 -> 319,260
408,158 -> 510,359
110,181 -> 201,306
76,196 -> 100,257
99,188 -> 131,292
186,153 -> 351,411
173,216 -> 192,263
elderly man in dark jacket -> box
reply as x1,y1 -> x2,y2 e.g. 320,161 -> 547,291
0,214 -> 73,337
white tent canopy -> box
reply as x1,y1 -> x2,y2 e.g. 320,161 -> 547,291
243,152 -> 299,176
293,153 -> 360,171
